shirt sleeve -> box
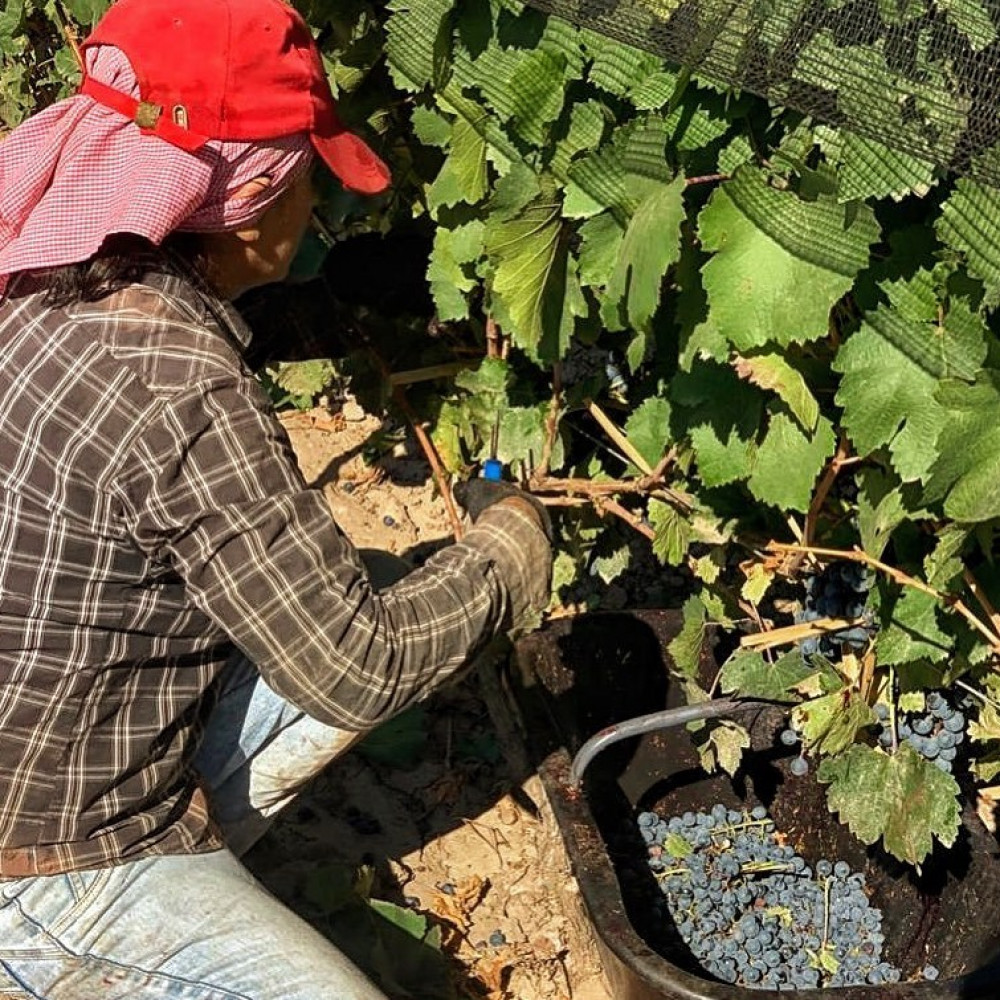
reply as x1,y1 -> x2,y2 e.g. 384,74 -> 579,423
121,371 -> 522,731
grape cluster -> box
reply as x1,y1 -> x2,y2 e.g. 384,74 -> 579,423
874,691 -> 967,773
795,562 -> 873,658
559,344 -> 627,400
639,805 -> 907,989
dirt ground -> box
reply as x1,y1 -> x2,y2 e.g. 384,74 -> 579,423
242,401 -> 611,1000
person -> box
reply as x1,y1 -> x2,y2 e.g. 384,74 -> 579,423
0,0 -> 553,997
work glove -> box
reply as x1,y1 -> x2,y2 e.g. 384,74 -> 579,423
453,478 -> 553,633
452,478 -> 553,542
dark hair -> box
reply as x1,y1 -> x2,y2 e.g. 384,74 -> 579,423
36,232 -> 206,309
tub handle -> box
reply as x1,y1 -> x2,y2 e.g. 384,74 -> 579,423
568,698 -> 774,788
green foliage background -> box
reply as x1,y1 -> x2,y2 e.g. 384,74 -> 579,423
7,0 -> 1000,866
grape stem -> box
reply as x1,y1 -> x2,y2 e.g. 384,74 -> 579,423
889,665 -> 899,754
953,678 -> 1000,714
822,875 -> 832,951
595,497 -> 655,541
484,315 -> 509,359
390,385 -> 465,541
802,436 -> 859,549
532,361 -> 563,483
766,542 -> 1000,655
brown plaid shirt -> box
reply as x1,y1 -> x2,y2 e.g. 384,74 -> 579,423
0,262 -> 533,876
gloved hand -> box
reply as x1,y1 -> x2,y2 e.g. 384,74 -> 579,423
452,478 -> 553,633
452,478 -> 553,542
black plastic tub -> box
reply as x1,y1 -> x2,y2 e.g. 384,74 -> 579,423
500,610 -> 1000,999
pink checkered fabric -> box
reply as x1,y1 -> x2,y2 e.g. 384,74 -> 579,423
0,47 -> 314,296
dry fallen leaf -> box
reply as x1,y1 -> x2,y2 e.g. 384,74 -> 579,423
430,874 -> 489,932
496,796 -> 520,827
976,787 -> 1000,834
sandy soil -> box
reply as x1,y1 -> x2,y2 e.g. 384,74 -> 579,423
242,402 -> 611,1000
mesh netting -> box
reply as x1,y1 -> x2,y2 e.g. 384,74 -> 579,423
521,0 -> 1000,185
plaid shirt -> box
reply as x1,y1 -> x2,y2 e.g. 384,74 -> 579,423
0,261 -> 530,876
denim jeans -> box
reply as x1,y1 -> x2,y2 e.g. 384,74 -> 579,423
0,552 -> 410,999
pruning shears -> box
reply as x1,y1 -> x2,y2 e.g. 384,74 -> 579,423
483,411 -> 503,482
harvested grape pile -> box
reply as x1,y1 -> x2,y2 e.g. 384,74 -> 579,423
639,805 -> 941,990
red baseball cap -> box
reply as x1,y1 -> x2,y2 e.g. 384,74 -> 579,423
78,0 -> 391,195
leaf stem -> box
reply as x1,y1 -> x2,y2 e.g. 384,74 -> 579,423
685,172 -> 730,187
963,567 -> 1000,642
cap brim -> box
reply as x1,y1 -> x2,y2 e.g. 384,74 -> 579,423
311,130 -> 390,196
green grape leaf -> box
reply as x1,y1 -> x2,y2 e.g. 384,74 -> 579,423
590,534 -> 631,584
924,525 -> 969,590
431,400 -> 471,474
838,132 -> 937,203
668,595 -> 707,679
61,0 -> 108,26
833,269 -> 986,482
938,179 -> 1000,309
924,372 -> 1000,520
748,412 -> 835,513
793,689 -> 875,756
577,212 -> 625,289
857,475 -> 908,560
731,353 -> 819,433
550,100 -> 609,179
717,134 -> 755,175
792,33 -> 968,164
485,190 -> 579,361
649,498 -> 691,566
604,176 -> 686,336
504,47 -> 569,148
631,70 -> 680,111
968,701 -> 1000,743
697,168 -> 879,351
818,743 -> 961,866
411,105 -> 453,147
568,116 -> 673,220
497,403 -> 565,468
587,37 -> 663,99
455,355 -> 509,396
625,396 -> 672,470
672,361 -> 762,488
427,221 -> 483,321
934,0 -> 998,49
562,182 -> 606,220
266,360 -> 338,409
427,118 -> 489,211
385,0 -> 454,93
719,648 -> 815,702
876,590 -> 952,667
450,28 -> 572,149
0,0 -> 24,46
488,161 -> 542,221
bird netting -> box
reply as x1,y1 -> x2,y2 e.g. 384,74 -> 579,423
519,0 -> 1000,185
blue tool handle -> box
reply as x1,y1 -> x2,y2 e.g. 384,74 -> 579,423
482,458 -> 503,481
